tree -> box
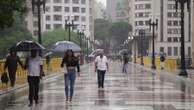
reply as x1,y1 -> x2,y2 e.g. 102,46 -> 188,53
0,0 -> 26,28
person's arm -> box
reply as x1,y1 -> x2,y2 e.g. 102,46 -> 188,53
76,60 -> 80,76
24,57 -> 29,70
17,56 -> 24,69
40,58 -> 45,78
94,57 -> 98,72
61,58 -> 65,68
4,57 -> 9,71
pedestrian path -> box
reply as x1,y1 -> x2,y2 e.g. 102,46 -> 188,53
0,62 -> 194,110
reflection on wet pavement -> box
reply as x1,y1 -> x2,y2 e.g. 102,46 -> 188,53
0,62 -> 194,110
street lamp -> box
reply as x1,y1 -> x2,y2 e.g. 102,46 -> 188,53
65,16 -> 75,41
139,29 -> 145,65
175,0 -> 190,77
32,0 -> 45,56
77,30 -> 84,49
149,19 -> 158,69
128,34 -> 137,63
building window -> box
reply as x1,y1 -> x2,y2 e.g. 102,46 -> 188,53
145,4 -> 151,9
81,8 -> 86,13
174,47 -> 178,56
46,15 -> 51,21
73,7 -> 79,13
65,7 -> 70,12
73,0 -> 79,4
33,21 -> 38,27
81,16 -> 86,22
45,6 -> 51,12
53,0 -> 62,3
168,47 -> 172,56
46,24 -> 51,30
53,24 -> 62,29
188,47 -> 191,57
74,16 -> 79,21
81,0 -> 86,4
53,15 -> 62,21
167,37 -> 172,42
53,6 -> 62,12
173,37 -> 178,42
64,0 -> 69,3
160,47 -> 164,53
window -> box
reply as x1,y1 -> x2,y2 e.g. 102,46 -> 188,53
73,0 -> 79,4
46,6 -> 51,12
53,24 -> 62,29
145,4 -> 151,9
81,0 -> 86,4
53,0 -> 62,3
160,47 -> 164,53
46,24 -> 51,30
46,15 -> 51,21
81,16 -> 86,22
174,47 -> 178,56
167,37 -> 172,42
73,7 -> 79,13
33,21 -> 38,27
81,8 -> 86,13
139,21 -> 144,26
74,16 -> 79,21
173,37 -> 178,42
64,0 -> 69,3
168,47 -> 172,56
53,15 -> 62,21
65,7 -> 70,12
53,6 -> 62,12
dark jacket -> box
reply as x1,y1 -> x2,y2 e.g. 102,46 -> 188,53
4,55 -> 23,71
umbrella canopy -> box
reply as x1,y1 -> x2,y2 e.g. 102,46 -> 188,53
10,40 -> 45,51
119,49 -> 128,55
50,41 -> 81,52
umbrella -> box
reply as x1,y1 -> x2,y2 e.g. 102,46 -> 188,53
10,40 -> 45,51
119,49 -> 128,55
50,41 -> 81,52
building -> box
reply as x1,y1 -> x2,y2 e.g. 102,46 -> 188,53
106,0 -> 129,22
25,0 -> 94,40
130,0 -> 193,59
94,1 -> 106,19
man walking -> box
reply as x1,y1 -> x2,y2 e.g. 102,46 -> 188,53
122,53 -> 129,74
25,50 -> 44,107
4,49 -> 23,87
95,51 -> 109,89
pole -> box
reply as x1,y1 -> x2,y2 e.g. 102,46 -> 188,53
140,30 -> 144,65
68,23 -> 71,41
134,38 -> 137,63
179,2 -> 187,76
151,23 -> 156,69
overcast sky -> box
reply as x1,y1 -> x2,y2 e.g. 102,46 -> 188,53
96,0 -> 106,7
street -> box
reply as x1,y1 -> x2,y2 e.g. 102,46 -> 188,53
0,62 -> 194,110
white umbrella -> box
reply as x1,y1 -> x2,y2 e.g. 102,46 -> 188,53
51,41 -> 81,52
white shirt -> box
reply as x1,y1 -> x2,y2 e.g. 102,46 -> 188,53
27,56 -> 43,76
95,55 -> 108,71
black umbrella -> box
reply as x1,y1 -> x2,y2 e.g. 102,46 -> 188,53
10,40 -> 45,51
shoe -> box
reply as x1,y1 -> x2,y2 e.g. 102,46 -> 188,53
28,102 -> 33,107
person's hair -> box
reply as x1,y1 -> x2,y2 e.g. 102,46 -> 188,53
64,49 -> 76,59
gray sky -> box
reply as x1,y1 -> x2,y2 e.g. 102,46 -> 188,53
96,0 -> 106,6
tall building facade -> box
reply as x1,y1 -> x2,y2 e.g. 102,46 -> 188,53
25,0 -> 94,39
130,0 -> 193,58
106,0 -> 129,22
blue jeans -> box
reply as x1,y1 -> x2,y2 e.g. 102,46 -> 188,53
97,70 -> 106,88
64,69 -> 76,98
122,63 -> 128,73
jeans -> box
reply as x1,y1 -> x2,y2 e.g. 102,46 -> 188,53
64,69 -> 76,98
122,63 -> 128,73
27,76 -> 40,103
8,69 -> 16,87
97,70 -> 106,88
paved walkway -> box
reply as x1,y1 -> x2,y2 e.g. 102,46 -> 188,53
0,62 -> 194,110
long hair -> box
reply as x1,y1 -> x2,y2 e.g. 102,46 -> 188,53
64,49 -> 76,60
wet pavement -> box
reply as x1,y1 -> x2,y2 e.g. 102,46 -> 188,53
0,62 -> 194,110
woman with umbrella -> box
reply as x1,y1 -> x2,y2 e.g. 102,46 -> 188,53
61,49 -> 80,102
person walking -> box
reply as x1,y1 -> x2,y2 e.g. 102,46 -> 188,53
160,54 -> 165,70
122,53 -> 129,74
61,49 -> 80,102
24,50 -> 44,107
4,49 -> 23,87
95,51 -> 109,89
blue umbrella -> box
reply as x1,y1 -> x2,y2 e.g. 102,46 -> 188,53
51,41 -> 81,52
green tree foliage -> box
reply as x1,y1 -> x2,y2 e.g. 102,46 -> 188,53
42,29 -> 80,48
110,22 -> 132,46
0,0 -> 26,28
0,13 -> 33,58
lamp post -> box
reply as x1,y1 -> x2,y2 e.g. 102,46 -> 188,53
139,29 -> 145,65
77,30 -> 84,49
149,19 -> 158,69
175,0 -> 190,77
65,16 -> 75,41
32,0 -> 45,56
